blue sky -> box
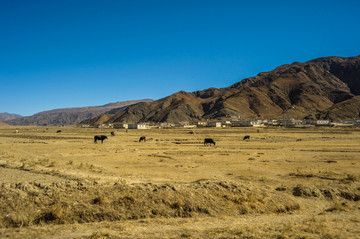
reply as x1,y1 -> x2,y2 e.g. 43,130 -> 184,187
1,0 -> 359,116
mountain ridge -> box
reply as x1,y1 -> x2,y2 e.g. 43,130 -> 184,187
5,55 -> 360,126
99,55 -> 360,124
0,113 -> 23,122
5,99 -> 153,126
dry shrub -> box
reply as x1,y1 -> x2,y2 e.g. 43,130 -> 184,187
86,232 -> 115,239
37,158 -> 49,166
292,184 -> 360,201
48,161 -> 56,167
290,170 -> 359,184
324,201 -> 349,213
2,213 -> 31,228
0,180 -> 301,228
292,185 -> 322,198
342,174 -> 358,183
289,172 -> 315,178
92,195 -> 110,205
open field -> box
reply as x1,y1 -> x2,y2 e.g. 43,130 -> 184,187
0,126 -> 359,238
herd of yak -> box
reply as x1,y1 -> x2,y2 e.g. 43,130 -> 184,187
14,129 -> 251,145
93,131 -> 251,145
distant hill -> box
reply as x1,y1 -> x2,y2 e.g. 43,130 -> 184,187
5,99 -> 153,126
0,113 -> 22,122
98,55 -> 360,123
0,121 -> 9,126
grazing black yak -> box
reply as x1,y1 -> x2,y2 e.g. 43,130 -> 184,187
111,131 -> 115,136
56,130 -> 62,133
94,135 -> 108,143
204,138 -> 216,146
243,135 -> 250,140
139,136 -> 146,142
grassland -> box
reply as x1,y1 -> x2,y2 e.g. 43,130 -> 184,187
0,126 -> 359,238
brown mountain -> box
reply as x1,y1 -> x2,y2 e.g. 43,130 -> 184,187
6,99 -> 153,126
0,121 -> 9,126
0,113 -> 23,122
103,55 -> 360,123
318,96 -> 360,120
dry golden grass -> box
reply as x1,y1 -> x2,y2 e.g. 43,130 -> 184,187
0,126 -> 359,238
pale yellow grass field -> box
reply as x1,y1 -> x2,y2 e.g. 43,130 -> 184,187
0,126 -> 359,238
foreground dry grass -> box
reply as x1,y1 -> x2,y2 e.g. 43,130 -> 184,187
0,126 -> 359,238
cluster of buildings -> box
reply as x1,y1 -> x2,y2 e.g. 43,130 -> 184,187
80,119 -> 360,129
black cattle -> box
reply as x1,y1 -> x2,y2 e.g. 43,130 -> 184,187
56,130 -> 62,133
94,135 -> 108,143
243,135 -> 250,140
204,138 -> 216,146
111,131 -> 115,136
139,136 -> 146,142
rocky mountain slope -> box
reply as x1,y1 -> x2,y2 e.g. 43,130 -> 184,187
101,55 -> 360,123
0,113 -> 23,122
5,99 -> 153,126
318,95 -> 360,120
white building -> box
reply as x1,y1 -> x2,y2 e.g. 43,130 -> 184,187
183,124 -> 197,128
250,120 -> 265,127
197,122 -> 208,127
207,122 -> 222,127
316,120 -> 330,125
250,120 -> 262,125
127,123 -> 149,129
230,121 -> 251,127
96,123 -> 113,128
113,123 -> 128,129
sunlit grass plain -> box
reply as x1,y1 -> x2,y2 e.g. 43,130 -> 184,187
0,126 -> 359,238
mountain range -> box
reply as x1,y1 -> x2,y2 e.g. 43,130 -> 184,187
3,55 -> 360,126
0,113 -> 23,122
4,100 -> 152,126
93,55 -> 360,124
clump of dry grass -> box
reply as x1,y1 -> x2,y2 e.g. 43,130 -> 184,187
0,180 -> 301,228
290,170 -> 360,185
86,232 -> 114,239
291,184 -> 360,202
289,170 -> 315,178
324,201 -> 349,213
198,215 -> 345,239
341,174 -> 358,183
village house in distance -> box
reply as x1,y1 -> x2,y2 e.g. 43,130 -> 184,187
80,118 -> 360,129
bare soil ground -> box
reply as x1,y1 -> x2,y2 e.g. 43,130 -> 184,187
0,126 -> 359,238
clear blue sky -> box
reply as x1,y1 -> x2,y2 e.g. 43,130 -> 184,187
1,0 -> 359,116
